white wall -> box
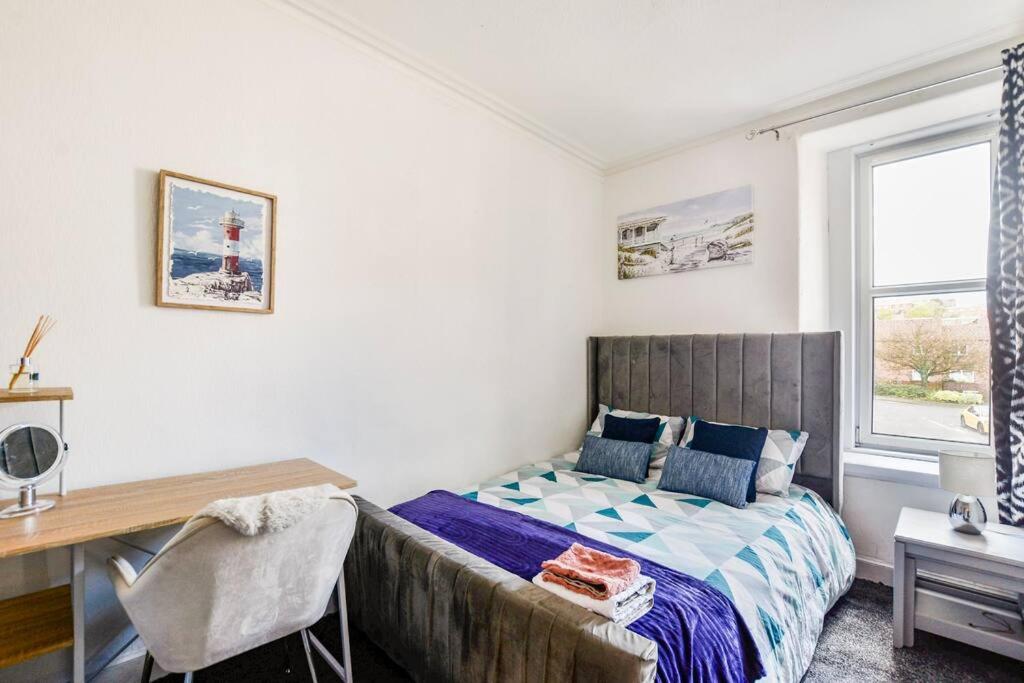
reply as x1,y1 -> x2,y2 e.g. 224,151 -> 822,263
0,1 -> 603,678
0,0 -> 604,505
601,137 -> 800,334
601,40 -> 1014,584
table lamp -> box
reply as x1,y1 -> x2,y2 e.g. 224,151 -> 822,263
938,450 -> 996,535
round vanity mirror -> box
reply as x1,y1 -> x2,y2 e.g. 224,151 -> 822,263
0,423 -> 67,518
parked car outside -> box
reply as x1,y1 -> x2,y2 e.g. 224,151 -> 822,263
960,405 -> 989,434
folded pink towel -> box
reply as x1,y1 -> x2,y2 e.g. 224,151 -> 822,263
540,542 -> 641,600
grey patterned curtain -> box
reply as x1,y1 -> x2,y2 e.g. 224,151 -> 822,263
988,43 -> 1024,526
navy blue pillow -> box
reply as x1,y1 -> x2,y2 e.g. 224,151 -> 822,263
601,414 -> 661,444
574,434 -> 651,484
689,420 -> 767,503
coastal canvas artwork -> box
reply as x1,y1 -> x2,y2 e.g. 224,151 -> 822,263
157,171 -> 276,313
616,185 -> 753,280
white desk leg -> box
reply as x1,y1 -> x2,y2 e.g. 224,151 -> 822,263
71,543 -> 85,683
903,554 -> 916,647
894,540 -> 906,648
59,399 -> 68,496
893,541 -> 916,648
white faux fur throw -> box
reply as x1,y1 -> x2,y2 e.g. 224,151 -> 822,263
195,484 -> 351,536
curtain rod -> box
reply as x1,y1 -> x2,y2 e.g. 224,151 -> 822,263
745,64 -> 1003,140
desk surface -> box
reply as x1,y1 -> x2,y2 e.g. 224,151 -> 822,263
0,458 -> 356,558
0,387 -> 74,403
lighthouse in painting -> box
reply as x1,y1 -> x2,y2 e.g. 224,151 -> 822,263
219,209 -> 245,274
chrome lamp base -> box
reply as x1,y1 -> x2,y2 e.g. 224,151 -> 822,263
948,494 -> 987,535
0,485 -> 56,519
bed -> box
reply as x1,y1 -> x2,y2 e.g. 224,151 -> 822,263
345,333 -> 855,682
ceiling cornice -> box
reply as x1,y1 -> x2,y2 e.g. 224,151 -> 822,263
269,0 -> 606,173
268,0 -> 1023,177
604,24 -> 1024,175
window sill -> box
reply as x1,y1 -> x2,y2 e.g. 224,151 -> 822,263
843,450 -> 940,488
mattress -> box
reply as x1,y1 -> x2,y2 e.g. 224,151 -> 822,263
458,455 -> 856,683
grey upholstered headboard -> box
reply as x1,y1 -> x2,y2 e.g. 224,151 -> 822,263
586,333 -> 843,508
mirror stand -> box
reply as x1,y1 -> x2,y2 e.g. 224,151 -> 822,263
0,484 -> 56,518
0,423 -> 67,519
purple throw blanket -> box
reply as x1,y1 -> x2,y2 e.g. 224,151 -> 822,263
390,490 -> 764,683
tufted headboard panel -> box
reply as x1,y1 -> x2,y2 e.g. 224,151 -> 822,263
586,333 -> 843,508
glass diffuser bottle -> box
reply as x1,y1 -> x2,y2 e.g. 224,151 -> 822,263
8,357 -> 38,393
8,315 -> 55,393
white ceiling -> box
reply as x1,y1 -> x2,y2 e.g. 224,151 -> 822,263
320,0 -> 1024,169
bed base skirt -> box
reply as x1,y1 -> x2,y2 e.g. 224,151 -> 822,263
344,496 -> 657,683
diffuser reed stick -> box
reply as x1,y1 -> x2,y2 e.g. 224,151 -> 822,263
8,315 -> 56,390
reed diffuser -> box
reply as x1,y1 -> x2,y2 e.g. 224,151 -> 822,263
8,315 -> 55,392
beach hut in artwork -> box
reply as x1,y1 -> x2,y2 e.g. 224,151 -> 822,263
617,216 -> 668,248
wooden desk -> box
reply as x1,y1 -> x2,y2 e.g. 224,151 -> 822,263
0,458 -> 356,558
0,458 -> 356,681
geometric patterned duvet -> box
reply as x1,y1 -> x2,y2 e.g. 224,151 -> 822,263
458,456 -> 856,683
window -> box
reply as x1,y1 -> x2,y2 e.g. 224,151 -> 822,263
856,126 -> 996,455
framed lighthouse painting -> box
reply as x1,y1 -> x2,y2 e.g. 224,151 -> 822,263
156,170 -> 276,313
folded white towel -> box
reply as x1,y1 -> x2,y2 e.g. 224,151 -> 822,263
532,572 -> 655,625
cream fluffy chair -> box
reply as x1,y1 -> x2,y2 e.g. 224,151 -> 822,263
107,486 -> 358,682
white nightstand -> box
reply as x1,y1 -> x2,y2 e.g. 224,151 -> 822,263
894,506 -> 1024,660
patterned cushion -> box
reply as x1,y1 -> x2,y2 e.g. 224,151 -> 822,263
657,446 -> 755,508
574,435 -> 652,484
681,416 -> 809,497
582,405 -> 683,469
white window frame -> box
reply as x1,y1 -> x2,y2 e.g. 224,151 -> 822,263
854,123 -> 997,456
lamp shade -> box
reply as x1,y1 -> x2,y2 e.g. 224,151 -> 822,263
938,450 -> 996,498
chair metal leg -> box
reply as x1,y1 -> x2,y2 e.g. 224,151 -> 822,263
140,652 -> 154,683
183,673 -> 193,683
305,570 -> 353,682
337,571 -> 353,681
307,632 -> 347,682
300,629 -> 319,683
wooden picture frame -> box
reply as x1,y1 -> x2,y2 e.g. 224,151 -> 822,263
156,170 -> 277,314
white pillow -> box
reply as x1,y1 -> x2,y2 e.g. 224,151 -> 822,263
585,405 -> 684,469
680,416 -> 809,497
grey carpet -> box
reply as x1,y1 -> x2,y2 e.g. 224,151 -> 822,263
155,579 -> 1021,682
806,580 -> 1021,682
